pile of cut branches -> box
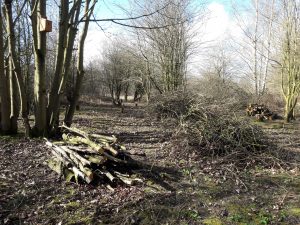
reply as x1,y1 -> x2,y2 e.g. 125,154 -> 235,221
45,125 -> 142,185
246,103 -> 281,121
148,90 -> 197,120
182,103 -> 267,159
150,92 -> 282,168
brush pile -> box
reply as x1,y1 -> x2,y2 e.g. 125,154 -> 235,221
182,103 -> 267,159
150,92 -> 270,167
46,125 -> 142,185
148,90 -> 197,120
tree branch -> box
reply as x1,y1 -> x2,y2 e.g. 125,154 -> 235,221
87,2 -> 171,22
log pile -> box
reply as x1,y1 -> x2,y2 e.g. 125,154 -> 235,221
45,125 -> 142,185
246,104 -> 279,121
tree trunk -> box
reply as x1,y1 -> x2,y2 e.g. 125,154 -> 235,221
0,8 -> 11,133
124,84 -> 129,102
46,0 -> 83,134
9,66 -> 19,134
31,0 -> 47,136
50,26 -> 78,130
64,0 -> 95,127
47,0 -> 69,128
284,96 -> 297,122
4,0 -> 30,136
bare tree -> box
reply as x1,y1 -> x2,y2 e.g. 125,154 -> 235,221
280,0 -> 300,122
65,0 -> 96,126
132,0 -> 195,92
232,0 -> 276,98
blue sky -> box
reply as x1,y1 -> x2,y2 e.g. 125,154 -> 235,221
94,0 -> 251,19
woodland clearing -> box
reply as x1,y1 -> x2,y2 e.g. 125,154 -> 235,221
0,100 -> 300,225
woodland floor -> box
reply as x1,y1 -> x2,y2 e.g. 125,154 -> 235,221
0,100 -> 300,225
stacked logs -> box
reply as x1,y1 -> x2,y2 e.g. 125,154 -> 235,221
246,104 -> 279,121
45,125 -> 142,185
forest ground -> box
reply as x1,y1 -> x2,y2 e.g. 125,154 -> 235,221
0,100 -> 300,225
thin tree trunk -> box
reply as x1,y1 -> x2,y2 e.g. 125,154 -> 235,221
50,26 -> 78,130
254,0 -> 259,97
9,65 -> 19,133
261,0 -> 275,96
4,0 -> 30,136
0,7 -> 11,133
64,0 -> 96,127
47,0 -> 82,133
47,0 -> 69,127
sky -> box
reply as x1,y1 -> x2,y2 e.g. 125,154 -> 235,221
84,0 -> 251,69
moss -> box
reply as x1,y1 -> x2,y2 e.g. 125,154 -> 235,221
257,172 -> 300,194
0,134 -> 22,142
252,120 -> 300,130
288,208 -> 300,216
226,202 -> 275,225
203,217 -> 222,225
48,187 -> 78,206
63,210 -> 93,225
65,201 -> 81,209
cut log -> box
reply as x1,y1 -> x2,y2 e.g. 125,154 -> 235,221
96,169 -> 116,183
45,126 -> 140,185
47,157 -> 75,182
246,104 -> 280,121
61,125 -> 89,139
114,172 -> 143,185
46,139 -> 94,183
62,134 -> 104,154
62,125 -> 117,144
90,133 -> 117,143
49,144 -> 73,166
50,149 -> 71,166
103,143 -> 119,156
60,146 -> 91,166
85,154 -> 107,165
67,145 -> 99,154
72,166 -> 92,184
47,157 -> 64,174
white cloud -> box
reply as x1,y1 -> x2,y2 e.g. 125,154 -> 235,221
84,25 -> 114,63
188,2 -> 246,76
203,2 -> 230,42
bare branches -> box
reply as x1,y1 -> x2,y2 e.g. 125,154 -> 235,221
12,0 -> 27,26
84,1 -> 186,29
109,19 -> 177,29
87,2 -> 171,22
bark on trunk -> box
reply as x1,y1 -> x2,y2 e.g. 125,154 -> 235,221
9,54 -> 19,134
47,0 -> 69,127
0,9 -> 11,133
64,0 -> 95,127
32,0 -> 47,136
50,26 -> 78,129
5,0 -> 30,136
47,0 -> 82,133
285,98 -> 297,122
